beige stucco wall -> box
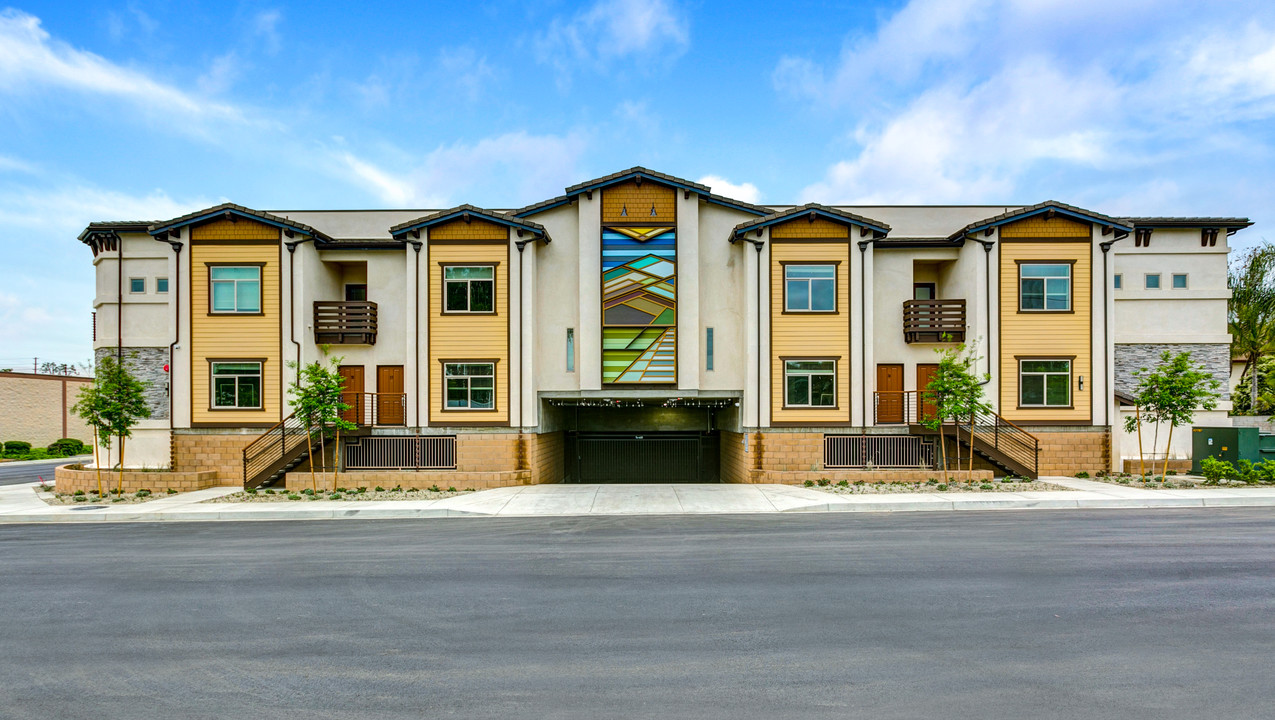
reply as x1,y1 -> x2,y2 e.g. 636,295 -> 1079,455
1112,228 -> 1231,344
0,373 -> 93,447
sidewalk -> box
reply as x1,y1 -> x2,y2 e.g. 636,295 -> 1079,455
3,476 -> 1275,524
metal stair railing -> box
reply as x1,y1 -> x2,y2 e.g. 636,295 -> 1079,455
242,412 -> 316,486
956,407 -> 1039,477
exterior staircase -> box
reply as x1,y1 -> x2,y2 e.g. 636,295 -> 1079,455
242,413 -> 319,488
910,408 -> 1040,478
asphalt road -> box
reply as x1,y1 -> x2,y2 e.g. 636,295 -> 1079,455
0,457 -> 84,486
2,510 -> 1273,719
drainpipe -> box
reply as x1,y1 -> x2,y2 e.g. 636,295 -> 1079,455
117,233 -> 124,361
285,237 -> 314,403
858,239 -> 870,426
741,238 -> 764,428
515,238 -> 532,430
973,237 -> 995,385
1100,239 -> 1117,428
161,236 -> 183,433
410,240 -> 422,428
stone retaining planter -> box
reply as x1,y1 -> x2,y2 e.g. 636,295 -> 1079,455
54,464 -> 231,494
285,470 -> 537,492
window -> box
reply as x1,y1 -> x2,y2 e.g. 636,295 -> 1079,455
156,277 -> 169,294
345,284 -> 367,301
784,265 -> 836,312
129,278 -> 145,293
1020,359 -> 1071,407
210,266 -> 261,313
566,329 -> 575,373
444,363 -> 495,410
1019,263 -> 1071,311
784,360 -> 835,408
211,362 -> 262,409
1172,274 -> 1188,289
706,327 -> 715,371
1113,274 -> 1122,290
1145,273 -> 1161,289
443,266 -> 494,313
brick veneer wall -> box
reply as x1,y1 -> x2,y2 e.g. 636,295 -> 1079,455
720,431 -> 755,483
286,470 -> 532,492
529,431 -> 565,484
1028,427 -> 1111,476
54,464 -> 231,494
455,433 -> 522,472
172,431 -> 259,481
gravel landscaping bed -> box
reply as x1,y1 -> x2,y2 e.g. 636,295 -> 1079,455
807,478 -> 1072,494
206,487 -> 477,503
37,486 -> 171,506
1089,473 -> 1275,489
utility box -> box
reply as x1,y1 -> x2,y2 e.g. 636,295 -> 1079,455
1191,426 -> 1261,473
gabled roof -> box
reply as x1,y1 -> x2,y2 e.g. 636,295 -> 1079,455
701,191 -> 770,216
947,200 -> 1132,241
564,166 -> 710,198
148,203 -> 332,241
509,194 -> 572,218
730,203 -> 891,241
1121,216 -> 1253,229
389,204 -> 549,242
77,221 -> 153,244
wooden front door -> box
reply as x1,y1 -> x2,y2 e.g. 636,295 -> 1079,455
376,365 -> 404,425
876,364 -> 904,423
338,366 -> 364,425
917,363 -> 939,423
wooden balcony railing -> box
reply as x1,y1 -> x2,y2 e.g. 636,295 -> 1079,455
340,392 -> 407,427
314,301 -> 377,345
902,298 -> 965,343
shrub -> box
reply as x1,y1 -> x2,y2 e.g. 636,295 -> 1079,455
803,480 -> 814,487
166,488 -> 177,494
1166,470 -> 1177,476
936,484 -> 948,491
447,486 -> 457,492
375,486 -> 385,492
393,485 -> 403,492
47,438 -> 86,456
73,495 -> 87,502
816,478 -> 831,487
926,478 -> 938,485
1000,477 -> 1013,483
286,493 -> 302,501
3,441 -> 32,456
836,480 -> 849,488
1251,460 -> 1275,484
328,493 -> 342,500
853,480 -> 866,486
301,488 -> 315,496
245,487 -> 258,495
1074,471 -> 1090,479
979,483 -> 995,490
1199,456 -> 1234,485
429,484 -> 441,492
72,489 -> 85,496
134,489 -> 151,498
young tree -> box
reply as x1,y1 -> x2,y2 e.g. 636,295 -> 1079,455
921,342 -> 992,481
72,356 -> 151,494
287,355 -> 354,490
1123,350 -> 1222,481
1229,243 -> 1275,415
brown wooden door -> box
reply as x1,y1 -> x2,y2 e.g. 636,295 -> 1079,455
876,364 -> 904,423
376,365 -> 404,425
338,366 -> 364,425
917,363 -> 939,423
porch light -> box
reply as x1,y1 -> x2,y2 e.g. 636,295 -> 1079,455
1078,375 -> 1084,390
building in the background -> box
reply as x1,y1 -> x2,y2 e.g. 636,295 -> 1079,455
0,371 -> 93,448
77,167 -> 1251,485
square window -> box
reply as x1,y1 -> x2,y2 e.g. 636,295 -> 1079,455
210,266 -> 261,313
1019,359 -> 1071,407
1145,274 -> 1161,289
442,362 -> 495,410
1172,274 -> 1187,289
784,265 -> 837,312
784,360 -> 835,408
129,278 -> 145,293
443,266 -> 496,313
157,277 -> 169,293
210,362 -> 263,409
1020,264 -> 1071,311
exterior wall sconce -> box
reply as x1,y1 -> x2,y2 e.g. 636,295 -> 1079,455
1078,375 -> 1085,391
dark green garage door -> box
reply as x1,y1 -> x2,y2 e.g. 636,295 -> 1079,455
569,432 -> 719,483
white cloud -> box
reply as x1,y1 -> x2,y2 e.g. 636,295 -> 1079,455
255,9 -> 283,55
699,175 -> 762,204
0,155 -> 37,174
333,131 -> 590,208
535,0 -> 689,85
0,8 -> 252,129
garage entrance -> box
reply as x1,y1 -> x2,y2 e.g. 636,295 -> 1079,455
567,431 -> 720,483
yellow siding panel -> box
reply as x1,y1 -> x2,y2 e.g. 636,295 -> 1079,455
429,242 -> 509,424
190,239 -> 282,425
770,218 -> 850,239
601,181 -> 676,224
770,242 -> 851,424
1000,216 -> 1091,238
999,241 -> 1092,423
190,218 -> 279,241
429,218 -> 508,241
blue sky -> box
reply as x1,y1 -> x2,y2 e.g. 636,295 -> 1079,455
2,0 -> 1274,366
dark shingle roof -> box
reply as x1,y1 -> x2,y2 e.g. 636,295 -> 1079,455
77,221 -> 154,243
564,166 -> 711,196
508,194 -> 572,218
148,203 -> 332,241
701,191 -> 770,216
947,200 -> 1132,240
389,204 -> 549,241
731,203 -> 891,240
1121,216 -> 1253,228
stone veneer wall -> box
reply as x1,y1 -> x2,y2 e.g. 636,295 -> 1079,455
54,464 -> 231,494
95,347 -> 170,419
1115,343 -> 1231,401
529,431 -> 566,484
1027,427 -> 1111,476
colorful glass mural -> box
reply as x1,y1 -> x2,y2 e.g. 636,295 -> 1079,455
602,226 -> 676,383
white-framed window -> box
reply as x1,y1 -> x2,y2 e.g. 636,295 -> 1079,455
1020,263 -> 1071,311
1145,273 -> 1161,289
129,278 -> 145,294
443,266 -> 494,313
211,361 -> 263,409
444,362 -> 495,410
1019,359 -> 1071,408
784,265 -> 836,312
784,360 -> 836,408
1113,274 -> 1122,290
210,266 -> 261,313
156,277 -> 169,294
1172,273 -> 1188,289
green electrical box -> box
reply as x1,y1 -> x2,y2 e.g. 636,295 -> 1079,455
1191,426 -> 1262,473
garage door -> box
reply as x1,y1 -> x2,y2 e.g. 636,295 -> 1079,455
570,432 -> 719,483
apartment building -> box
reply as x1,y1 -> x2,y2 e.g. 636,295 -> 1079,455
78,167 -> 1250,485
